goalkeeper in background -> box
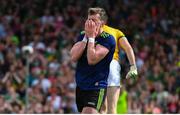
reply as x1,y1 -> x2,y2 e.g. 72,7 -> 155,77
100,8 -> 138,114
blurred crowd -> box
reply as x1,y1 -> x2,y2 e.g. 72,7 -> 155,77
0,0 -> 179,113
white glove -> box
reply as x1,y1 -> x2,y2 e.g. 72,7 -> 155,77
126,65 -> 138,79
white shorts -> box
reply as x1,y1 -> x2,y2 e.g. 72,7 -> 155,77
108,59 -> 121,87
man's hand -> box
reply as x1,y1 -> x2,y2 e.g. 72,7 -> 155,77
85,19 -> 98,38
126,65 -> 138,79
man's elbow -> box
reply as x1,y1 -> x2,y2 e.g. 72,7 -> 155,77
70,52 -> 77,62
70,54 -> 78,62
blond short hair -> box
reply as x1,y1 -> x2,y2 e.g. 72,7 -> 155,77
88,7 -> 108,23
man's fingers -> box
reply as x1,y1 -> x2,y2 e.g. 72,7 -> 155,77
90,20 -> 96,27
84,19 -> 98,38
85,20 -> 88,25
85,20 -> 89,30
126,72 -> 130,79
85,20 -> 92,32
86,19 -> 98,29
85,20 -> 89,27
85,20 -> 89,26
86,21 -> 90,28
92,21 -> 96,28
89,20 -> 94,29
126,71 -> 138,79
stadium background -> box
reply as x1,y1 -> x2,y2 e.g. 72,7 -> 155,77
0,0 -> 179,113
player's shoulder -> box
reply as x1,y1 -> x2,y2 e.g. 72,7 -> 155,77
111,27 -> 125,37
100,31 -> 113,39
116,29 -> 125,37
103,25 -> 125,37
100,32 -> 115,45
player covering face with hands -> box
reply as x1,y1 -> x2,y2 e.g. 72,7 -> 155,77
70,8 -> 115,114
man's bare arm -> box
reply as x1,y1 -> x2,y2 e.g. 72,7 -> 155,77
119,37 -> 138,79
70,38 -> 87,62
119,37 -> 136,65
87,39 -> 109,65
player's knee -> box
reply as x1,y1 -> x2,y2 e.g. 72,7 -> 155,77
107,105 -> 116,114
81,107 -> 98,114
100,102 -> 107,114
107,98 -> 117,114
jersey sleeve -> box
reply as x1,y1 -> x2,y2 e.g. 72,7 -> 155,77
116,29 -> 125,39
98,36 -> 115,50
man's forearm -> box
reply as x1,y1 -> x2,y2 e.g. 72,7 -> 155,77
125,47 -> 138,79
125,47 -> 136,65
70,41 -> 87,62
87,39 -> 96,65
119,37 -> 136,65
